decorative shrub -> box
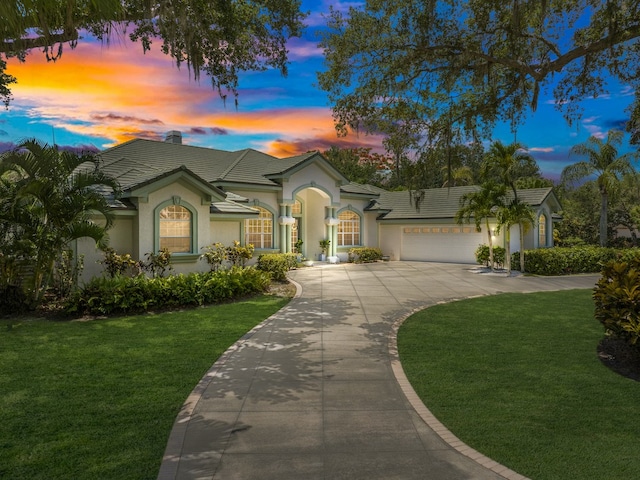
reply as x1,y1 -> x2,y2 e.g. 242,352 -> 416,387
256,253 -> 297,281
143,248 -> 173,278
201,242 -> 227,271
66,267 -> 270,316
593,258 -> 640,348
511,246 -> 639,275
475,244 -> 505,269
348,247 -> 383,263
227,241 -> 254,267
100,247 -> 140,278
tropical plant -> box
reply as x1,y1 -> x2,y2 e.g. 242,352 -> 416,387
455,182 -> 507,272
496,197 -> 536,274
319,239 -> 331,255
0,139 -> 120,305
562,130 -> 639,246
482,141 -> 536,198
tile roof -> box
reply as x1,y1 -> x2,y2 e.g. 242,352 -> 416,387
371,186 -> 559,220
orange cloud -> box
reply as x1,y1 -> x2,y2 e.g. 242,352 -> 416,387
4,39 -> 385,156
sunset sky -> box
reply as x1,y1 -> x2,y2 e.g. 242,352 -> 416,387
0,0 -> 636,181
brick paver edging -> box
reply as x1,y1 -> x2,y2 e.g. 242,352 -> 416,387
388,300 -> 531,480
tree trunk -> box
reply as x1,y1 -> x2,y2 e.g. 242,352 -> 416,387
600,190 -> 608,247
504,226 -> 511,274
519,223 -> 525,273
485,219 -> 494,271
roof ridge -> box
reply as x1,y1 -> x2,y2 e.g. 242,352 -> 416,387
217,149 -> 251,180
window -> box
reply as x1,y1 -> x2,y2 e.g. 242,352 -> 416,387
338,210 -> 360,246
246,207 -> 273,249
539,214 -> 547,247
291,200 -> 301,248
159,205 -> 191,253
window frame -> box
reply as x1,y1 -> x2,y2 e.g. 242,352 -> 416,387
154,198 -> 197,254
337,209 -> 361,247
245,206 -> 274,249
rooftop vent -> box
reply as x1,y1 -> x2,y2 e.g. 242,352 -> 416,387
164,130 -> 182,144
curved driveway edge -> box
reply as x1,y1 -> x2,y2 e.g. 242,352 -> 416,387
158,262 -> 599,480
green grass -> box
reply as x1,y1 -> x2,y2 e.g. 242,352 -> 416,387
0,295 -> 289,479
398,289 -> 639,479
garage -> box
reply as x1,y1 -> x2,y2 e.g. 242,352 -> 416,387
400,225 -> 486,263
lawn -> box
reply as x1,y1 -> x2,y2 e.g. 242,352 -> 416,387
398,289 -> 639,480
0,295 -> 289,479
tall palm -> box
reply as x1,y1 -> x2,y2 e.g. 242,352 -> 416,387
482,140 -> 535,198
561,130 -> 638,246
0,139 -> 120,304
496,197 -> 536,274
455,182 -> 507,271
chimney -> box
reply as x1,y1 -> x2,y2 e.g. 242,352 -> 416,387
164,130 -> 182,144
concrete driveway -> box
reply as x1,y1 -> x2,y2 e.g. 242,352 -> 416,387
158,261 -> 599,480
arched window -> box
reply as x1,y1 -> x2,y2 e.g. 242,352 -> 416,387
245,207 -> 273,249
539,213 -> 547,247
159,205 -> 192,253
338,210 -> 360,246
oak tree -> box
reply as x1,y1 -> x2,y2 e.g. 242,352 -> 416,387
318,1 -> 640,149
0,0 -> 306,107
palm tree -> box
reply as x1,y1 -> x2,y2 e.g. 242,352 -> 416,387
496,197 -> 536,274
482,140 -> 535,198
455,182 -> 507,271
0,139 -> 120,304
561,130 -> 638,246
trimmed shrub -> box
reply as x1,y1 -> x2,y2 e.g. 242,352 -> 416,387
593,258 -> 640,348
348,247 -> 383,263
511,246 -> 639,275
475,245 -> 505,269
66,267 -> 271,316
256,253 -> 297,281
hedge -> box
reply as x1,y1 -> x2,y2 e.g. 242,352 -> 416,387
66,267 -> 271,316
510,246 -> 640,276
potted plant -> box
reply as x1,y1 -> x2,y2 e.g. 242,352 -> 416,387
319,239 -> 331,261
294,238 -> 304,260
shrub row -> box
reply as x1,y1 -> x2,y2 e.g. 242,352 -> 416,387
66,267 -> 271,316
511,246 -> 640,275
348,247 -> 383,263
593,258 -> 640,348
256,253 -> 298,281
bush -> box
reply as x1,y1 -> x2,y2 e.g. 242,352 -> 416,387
511,246 -> 639,275
256,253 -> 297,281
66,267 -> 271,316
348,247 -> 383,263
201,242 -> 227,271
100,247 -> 140,278
0,285 -> 30,316
227,241 -> 254,267
475,245 -> 505,269
593,258 -> 640,348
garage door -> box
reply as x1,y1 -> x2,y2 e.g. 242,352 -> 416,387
401,225 -> 485,263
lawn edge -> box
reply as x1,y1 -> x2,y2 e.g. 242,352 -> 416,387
389,297 -> 531,480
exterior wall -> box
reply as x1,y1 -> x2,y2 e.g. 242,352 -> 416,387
284,164 -> 342,203
363,211 -> 379,249
379,224 -> 402,260
210,220 -> 243,246
77,216 -> 135,282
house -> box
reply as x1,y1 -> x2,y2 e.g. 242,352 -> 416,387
76,131 -> 561,279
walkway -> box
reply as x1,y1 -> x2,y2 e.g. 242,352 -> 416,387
157,262 -> 599,480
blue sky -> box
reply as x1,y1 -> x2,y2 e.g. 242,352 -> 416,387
0,0 -> 636,182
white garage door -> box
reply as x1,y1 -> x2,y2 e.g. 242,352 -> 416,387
401,225 -> 485,263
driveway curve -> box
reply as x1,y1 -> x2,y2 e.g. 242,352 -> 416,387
158,262 -> 599,480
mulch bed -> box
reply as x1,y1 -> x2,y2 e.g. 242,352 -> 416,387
598,336 -> 640,382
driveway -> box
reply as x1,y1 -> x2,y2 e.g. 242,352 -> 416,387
158,262 -> 599,480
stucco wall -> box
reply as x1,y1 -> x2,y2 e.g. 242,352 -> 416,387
379,224 -> 402,261
210,220 -> 243,246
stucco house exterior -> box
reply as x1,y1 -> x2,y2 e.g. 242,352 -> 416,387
77,131 -> 561,279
